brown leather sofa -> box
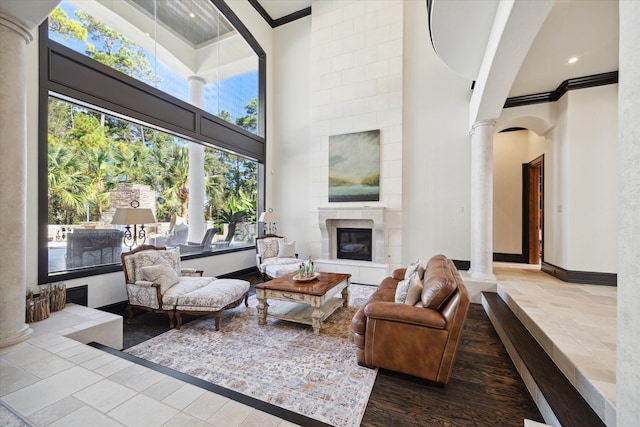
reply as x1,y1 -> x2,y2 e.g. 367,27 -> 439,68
352,254 -> 470,385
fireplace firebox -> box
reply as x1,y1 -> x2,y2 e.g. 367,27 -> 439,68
337,228 -> 372,261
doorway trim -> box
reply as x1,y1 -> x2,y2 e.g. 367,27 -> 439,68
523,155 -> 544,264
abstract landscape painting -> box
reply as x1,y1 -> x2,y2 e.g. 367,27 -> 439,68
329,129 -> 380,202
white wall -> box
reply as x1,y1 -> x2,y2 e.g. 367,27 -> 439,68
564,85 -> 618,272
271,16 -> 313,258
402,0 -> 472,264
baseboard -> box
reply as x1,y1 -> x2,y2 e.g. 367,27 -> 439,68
541,262 -> 617,286
217,266 -> 259,279
452,259 -> 470,271
493,253 -> 528,263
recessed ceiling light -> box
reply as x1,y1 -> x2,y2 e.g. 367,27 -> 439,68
568,57 -> 579,64
189,12 -> 195,18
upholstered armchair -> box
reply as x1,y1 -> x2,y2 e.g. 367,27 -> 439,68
121,245 -> 249,330
255,234 -> 300,280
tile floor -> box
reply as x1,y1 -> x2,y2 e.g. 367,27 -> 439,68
1,263 -> 617,427
493,262 -> 616,426
0,318 -> 299,426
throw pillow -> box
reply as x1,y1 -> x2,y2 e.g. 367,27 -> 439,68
140,261 -> 181,294
404,272 -> 424,306
257,237 -> 282,259
278,240 -> 296,258
394,279 -> 410,304
404,259 -> 425,281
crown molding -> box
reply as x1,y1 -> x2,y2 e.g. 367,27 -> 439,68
248,0 -> 311,28
504,71 -> 618,108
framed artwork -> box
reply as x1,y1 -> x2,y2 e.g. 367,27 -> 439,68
328,129 -> 380,202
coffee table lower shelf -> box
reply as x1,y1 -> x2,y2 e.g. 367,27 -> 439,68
264,298 -> 344,327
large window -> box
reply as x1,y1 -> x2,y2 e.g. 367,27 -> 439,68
48,0 -> 260,135
40,0 -> 266,283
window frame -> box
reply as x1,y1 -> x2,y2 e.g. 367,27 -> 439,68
38,0 -> 267,283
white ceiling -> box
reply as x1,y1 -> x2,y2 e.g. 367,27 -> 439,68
430,0 -> 619,98
509,0 -> 618,97
256,0 -> 619,100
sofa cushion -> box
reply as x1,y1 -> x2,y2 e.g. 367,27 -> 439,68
421,255 -> 457,310
162,276 -> 214,308
278,240 -> 296,258
140,261 -> 180,294
176,279 -> 250,311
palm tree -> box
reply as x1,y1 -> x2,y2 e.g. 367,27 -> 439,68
48,143 -> 90,223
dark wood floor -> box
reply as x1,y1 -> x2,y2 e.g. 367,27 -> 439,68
361,304 -> 543,426
109,272 -> 543,426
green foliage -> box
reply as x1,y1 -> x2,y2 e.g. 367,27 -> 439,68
235,99 -> 258,133
217,191 -> 256,241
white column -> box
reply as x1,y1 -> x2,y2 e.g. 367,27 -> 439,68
0,14 -> 33,347
187,76 -> 206,242
617,1 -> 640,425
469,120 -> 496,281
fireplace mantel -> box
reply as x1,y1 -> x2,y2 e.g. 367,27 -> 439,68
318,207 -> 385,264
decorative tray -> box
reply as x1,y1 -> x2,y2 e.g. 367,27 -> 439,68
292,272 -> 320,282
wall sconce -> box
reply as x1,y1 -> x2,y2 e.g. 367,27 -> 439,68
111,200 -> 156,249
258,209 -> 280,235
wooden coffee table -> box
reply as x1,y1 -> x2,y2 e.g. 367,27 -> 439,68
255,272 -> 351,335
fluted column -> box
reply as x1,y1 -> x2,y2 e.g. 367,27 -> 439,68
187,76 -> 206,242
469,120 -> 496,281
0,14 -> 33,347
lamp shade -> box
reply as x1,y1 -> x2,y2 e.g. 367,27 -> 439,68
258,211 -> 279,223
111,208 -> 156,225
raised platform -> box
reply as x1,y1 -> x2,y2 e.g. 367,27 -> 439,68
484,264 -> 616,427
29,303 -> 122,350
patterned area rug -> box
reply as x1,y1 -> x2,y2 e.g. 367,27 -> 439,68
125,284 -> 377,427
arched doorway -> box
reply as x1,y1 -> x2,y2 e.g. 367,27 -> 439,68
493,127 -> 547,265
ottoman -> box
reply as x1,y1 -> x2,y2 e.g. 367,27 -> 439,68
174,278 -> 250,330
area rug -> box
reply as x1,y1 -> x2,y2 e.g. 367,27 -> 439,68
125,284 -> 377,427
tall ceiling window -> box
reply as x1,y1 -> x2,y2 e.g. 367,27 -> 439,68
48,0 -> 260,135
40,0 -> 266,283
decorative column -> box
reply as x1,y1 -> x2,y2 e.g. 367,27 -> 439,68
617,1 -> 640,425
187,76 -> 206,242
0,14 -> 33,347
469,120 -> 497,281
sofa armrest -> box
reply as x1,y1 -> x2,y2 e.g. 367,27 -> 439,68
181,268 -> 204,277
392,268 -> 406,281
364,301 -> 446,329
